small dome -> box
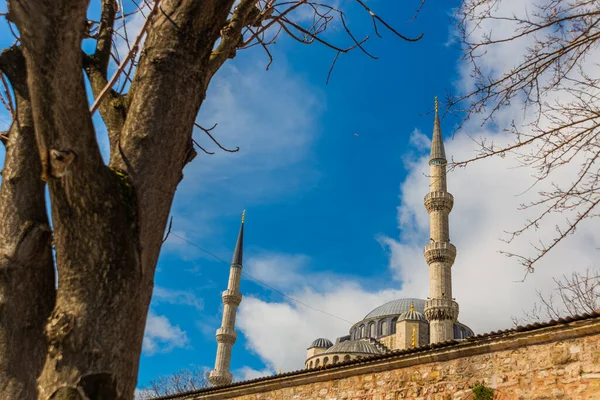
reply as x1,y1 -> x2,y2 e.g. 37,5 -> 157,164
309,338 -> 333,349
398,301 -> 427,322
324,340 -> 382,355
399,309 -> 427,322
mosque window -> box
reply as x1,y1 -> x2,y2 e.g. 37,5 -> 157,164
344,355 -> 351,362
359,325 -> 364,338
381,320 -> 387,335
323,357 -> 329,366
391,317 -> 398,334
315,359 -> 320,367
333,356 -> 339,364
309,361 -> 313,368
369,323 -> 375,337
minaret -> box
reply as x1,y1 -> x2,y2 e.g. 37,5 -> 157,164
209,211 -> 245,386
423,98 -> 459,344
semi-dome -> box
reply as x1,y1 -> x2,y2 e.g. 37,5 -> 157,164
309,338 -> 333,349
324,340 -> 382,355
399,306 -> 427,323
363,298 -> 426,319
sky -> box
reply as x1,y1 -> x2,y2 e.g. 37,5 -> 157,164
1,0 -> 599,392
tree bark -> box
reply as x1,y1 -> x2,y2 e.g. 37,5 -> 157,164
0,46 -> 56,400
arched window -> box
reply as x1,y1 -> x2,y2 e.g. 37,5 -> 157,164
323,357 -> 329,366
344,355 -> 351,362
359,325 -> 364,338
381,320 -> 387,336
315,359 -> 320,367
333,356 -> 339,364
369,322 -> 375,337
391,317 -> 398,334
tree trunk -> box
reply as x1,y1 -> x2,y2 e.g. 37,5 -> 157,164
3,0 -> 236,398
0,46 -> 56,400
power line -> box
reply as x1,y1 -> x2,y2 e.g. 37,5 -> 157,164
170,233 -> 354,325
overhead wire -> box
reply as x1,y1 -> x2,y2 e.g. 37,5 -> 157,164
170,233 -> 354,325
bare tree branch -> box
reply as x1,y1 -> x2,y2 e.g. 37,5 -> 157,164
513,268 -> 600,325
451,0 -> 600,273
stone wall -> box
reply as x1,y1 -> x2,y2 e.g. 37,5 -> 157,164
163,315 -> 600,400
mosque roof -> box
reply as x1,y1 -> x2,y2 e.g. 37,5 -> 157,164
363,298 -> 426,319
309,338 -> 333,349
324,340 -> 382,355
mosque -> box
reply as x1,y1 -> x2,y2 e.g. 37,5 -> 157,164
208,98 -> 475,387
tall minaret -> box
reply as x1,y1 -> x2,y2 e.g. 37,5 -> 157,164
423,98 -> 459,344
209,211 -> 245,386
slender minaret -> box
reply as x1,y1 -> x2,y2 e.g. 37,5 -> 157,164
423,98 -> 459,344
209,211 -> 245,387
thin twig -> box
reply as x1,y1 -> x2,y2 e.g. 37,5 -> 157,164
0,72 -> 14,118
194,122 -> 240,153
162,216 -> 173,243
90,0 -> 159,114
192,138 -> 215,155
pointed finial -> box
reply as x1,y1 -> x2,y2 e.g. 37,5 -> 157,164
231,211 -> 245,266
429,95 -> 446,164
410,301 -> 415,312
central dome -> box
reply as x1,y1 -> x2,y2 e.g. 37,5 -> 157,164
363,298 -> 426,319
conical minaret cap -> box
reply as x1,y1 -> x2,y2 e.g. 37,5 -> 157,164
430,96 -> 446,164
231,210 -> 245,266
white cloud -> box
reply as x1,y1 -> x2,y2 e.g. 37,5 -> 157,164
244,252 -> 311,290
233,366 -> 274,382
237,253 -> 404,373
161,54 -> 323,253
143,312 -> 189,356
383,131 -> 600,334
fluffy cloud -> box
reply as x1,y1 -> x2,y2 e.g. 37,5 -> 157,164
160,54 -> 323,255
383,129 -> 600,334
233,366 -> 275,382
143,312 -> 189,356
237,253 -> 404,372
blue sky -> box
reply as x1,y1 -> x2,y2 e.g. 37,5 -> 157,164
2,0 -> 600,391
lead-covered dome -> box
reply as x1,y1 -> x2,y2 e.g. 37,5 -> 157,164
363,298 -> 425,319
309,338 -> 333,349
349,298 -> 475,341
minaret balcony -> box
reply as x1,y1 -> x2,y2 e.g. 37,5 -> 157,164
424,242 -> 456,265
222,289 -> 242,306
424,299 -> 459,321
216,327 -> 237,344
424,191 -> 454,213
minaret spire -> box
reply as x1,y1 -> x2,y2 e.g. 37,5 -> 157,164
430,96 -> 446,163
209,211 -> 246,386
423,97 -> 458,344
